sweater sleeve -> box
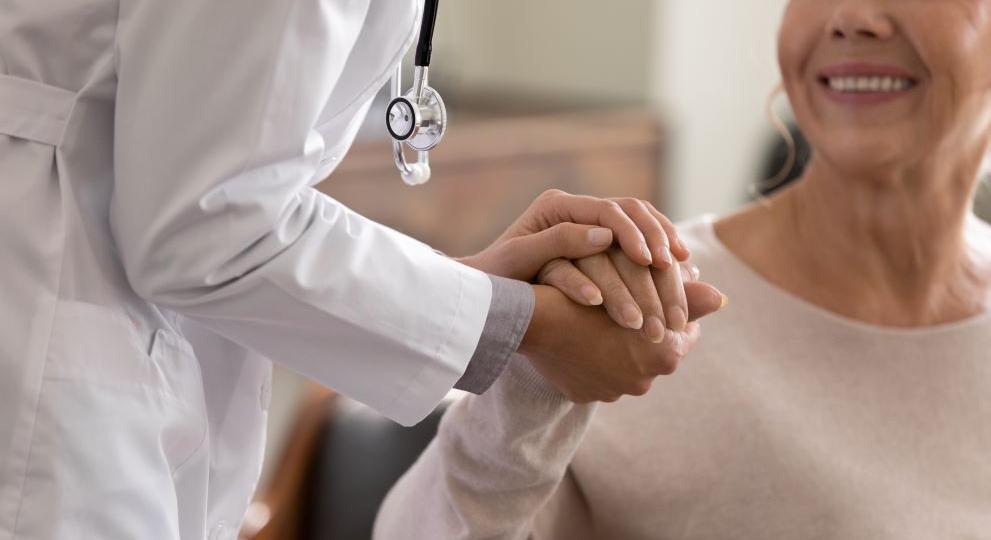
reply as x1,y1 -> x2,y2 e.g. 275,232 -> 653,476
373,355 -> 597,539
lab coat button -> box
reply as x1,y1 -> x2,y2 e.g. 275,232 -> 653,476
260,377 -> 272,411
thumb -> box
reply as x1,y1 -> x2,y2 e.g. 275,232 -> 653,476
685,281 -> 727,322
501,223 -> 614,281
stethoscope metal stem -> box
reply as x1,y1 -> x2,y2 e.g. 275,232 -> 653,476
391,65 -> 431,186
387,0 -> 444,186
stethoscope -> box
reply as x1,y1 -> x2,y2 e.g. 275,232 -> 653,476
386,0 -> 446,186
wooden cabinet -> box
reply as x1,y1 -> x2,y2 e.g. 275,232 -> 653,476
317,109 -> 665,256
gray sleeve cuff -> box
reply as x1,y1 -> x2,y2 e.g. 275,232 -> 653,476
454,275 -> 535,395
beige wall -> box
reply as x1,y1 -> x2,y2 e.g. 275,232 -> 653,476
650,0 -> 791,220
432,0 -> 792,219
433,0 -> 654,107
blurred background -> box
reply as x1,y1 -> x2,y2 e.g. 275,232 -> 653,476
244,2 -> 991,538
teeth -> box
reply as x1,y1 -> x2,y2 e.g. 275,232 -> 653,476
826,76 -> 913,93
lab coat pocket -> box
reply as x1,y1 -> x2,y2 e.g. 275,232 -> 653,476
43,300 -> 208,471
19,301 -> 209,539
149,327 -> 205,410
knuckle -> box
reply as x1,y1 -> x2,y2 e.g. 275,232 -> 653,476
656,360 -> 678,376
536,260 -> 565,284
625,198 -> 649,212
575,252 -> 610,273
630,353 -> 654,378
539,188 -> 566,201
602,200 -> 624,215
653,353 -> 681,375
627,379 -> 653,397
548,222 -> 569,244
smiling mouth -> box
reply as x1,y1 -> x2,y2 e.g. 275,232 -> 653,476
818,75 -> 918,93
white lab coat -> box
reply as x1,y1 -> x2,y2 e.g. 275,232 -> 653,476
0,0 -> 492,538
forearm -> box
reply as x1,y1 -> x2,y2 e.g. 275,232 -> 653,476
374,355 -> 596,540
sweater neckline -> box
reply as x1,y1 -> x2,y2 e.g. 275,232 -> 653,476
693,214 -> 991,339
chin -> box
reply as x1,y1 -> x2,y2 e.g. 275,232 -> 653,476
814,129 -> 912,179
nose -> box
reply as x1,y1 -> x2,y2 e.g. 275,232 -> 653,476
829,2 -> 895,42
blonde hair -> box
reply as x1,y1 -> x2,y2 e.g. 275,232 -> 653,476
750,84 -> 799,203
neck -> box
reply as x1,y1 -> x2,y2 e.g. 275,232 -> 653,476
749,158 -> 989,326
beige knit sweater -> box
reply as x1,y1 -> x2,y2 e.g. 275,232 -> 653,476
374,216 -> 991,539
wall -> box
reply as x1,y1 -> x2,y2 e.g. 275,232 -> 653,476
434,0 -> 654,107
431,0 -> 793,218
650,0 -> 791,220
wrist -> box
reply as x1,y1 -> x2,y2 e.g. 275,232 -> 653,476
519,284 -> 556,357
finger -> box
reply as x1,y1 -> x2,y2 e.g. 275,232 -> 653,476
611,198 -> 674,269
542,191 -> 653,266
607,249 -> 667,344
499,223 -> 615,280
684,282 -> 727,322
639,321 -> 701,377
659,321 -> 702,370
643,201 -> 691,261
650,253 -> 689,332
679,261 -> 700,283
538,259 -> 604,306
575,254 -> 644,330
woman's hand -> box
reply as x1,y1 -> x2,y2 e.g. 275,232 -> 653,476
539,248 -> 726,342
458,190 -> 690,283
520,285 -> 702,402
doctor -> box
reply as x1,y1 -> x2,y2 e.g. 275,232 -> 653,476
0,0 -> 724,538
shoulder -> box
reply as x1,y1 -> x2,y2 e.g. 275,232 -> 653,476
674,214 -> 722,264
672,214 -> 746,290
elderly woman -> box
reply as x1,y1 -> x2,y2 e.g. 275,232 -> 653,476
374,1 -> 991,537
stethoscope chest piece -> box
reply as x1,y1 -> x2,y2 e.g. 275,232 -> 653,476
387,84 -> 447,152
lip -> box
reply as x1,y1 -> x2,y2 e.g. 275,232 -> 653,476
815,61 -> 920,106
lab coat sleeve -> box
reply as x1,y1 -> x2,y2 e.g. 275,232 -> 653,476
455,276 -> 535,394
111,0 -> 492,426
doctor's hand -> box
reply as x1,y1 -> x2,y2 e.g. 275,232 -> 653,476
457,189 -> 690,284
538,247 -> 727,342
519,285 -> 703,403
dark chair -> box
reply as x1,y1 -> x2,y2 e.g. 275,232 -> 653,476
241,385 -> 452,540
299,398 -> 451,540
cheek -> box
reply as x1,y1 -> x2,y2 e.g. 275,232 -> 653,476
922,3 -> 991,96
777,1 -> 831,108
913,7 -> 991,138
776,3 -> 816,84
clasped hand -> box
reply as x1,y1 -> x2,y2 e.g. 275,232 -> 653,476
459,189 -> 726,403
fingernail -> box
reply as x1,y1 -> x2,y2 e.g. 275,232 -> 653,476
622,303 -> 644,330
655,247 -> 673,266
720,294 -> 729,308
588,228 -> 613,247
667,306 -> 687,332
640,242 -> 653,263
645,316 -> 665,343
582,285 -> 603,306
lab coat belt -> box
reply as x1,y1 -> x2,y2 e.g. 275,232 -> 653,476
0,74 -> 76,147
